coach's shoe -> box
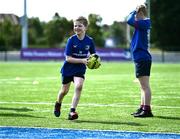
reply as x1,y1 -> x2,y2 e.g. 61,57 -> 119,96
54,102 -> 61,117
131,107 -> 143,115
68,112 -> 78,120
134,110 -> 153,118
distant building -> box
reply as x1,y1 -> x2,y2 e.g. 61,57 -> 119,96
0,14 -> 19,25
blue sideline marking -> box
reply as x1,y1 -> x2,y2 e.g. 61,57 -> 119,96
0,127 -> 180,139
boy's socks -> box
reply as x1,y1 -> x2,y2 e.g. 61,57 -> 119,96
70,108 -> 76,112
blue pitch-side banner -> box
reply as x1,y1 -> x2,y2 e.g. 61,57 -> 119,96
21,48 -> 131,61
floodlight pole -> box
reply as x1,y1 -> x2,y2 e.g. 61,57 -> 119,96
22,0 -> 28,48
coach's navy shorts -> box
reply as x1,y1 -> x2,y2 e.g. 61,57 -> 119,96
135,60 -> 152,78
61,74 -> 85,84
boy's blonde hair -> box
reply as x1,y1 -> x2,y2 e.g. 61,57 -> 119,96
137,5 -> 147,16
74,16 -> 88,27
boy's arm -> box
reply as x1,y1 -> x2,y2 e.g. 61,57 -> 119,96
65,38 -> 87,65
65,56 -> 87,65
136,19 -> 151,30
127,10 -> 136,26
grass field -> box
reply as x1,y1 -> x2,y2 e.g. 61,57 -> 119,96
0,62 -> 180,133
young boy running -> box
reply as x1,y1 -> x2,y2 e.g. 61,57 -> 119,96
54,16 -> 96,120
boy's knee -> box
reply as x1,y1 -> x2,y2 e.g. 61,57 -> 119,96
141,85 -> 150,91
75,84 -> 83,91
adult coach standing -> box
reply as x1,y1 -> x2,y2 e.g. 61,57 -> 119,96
127,4 -> 153,117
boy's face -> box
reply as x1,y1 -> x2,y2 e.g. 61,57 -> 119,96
135,12 -> 142,19
73,21 -> 86,35
135,5 -> 146,20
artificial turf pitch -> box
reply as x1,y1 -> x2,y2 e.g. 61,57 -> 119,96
0,62 -> 180,135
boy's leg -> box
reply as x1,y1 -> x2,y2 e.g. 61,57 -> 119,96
138,76 -> 151,106
131,89 -> 144,115
54,83 -> 71,117
71,77 -> 84,108
57,83 -> 71,103
68,76 -> 84,120
134,76 -> 153,117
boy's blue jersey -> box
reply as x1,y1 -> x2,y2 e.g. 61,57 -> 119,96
127,11 -> 152,62
61,34 -> 96,76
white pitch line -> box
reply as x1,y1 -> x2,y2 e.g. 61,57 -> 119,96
0,77 -> 58,81
0,102 -> 180,109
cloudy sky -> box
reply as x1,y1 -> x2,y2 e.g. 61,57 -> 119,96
0,0 -> 146,25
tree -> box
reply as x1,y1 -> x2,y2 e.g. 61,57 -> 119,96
111,21 -> 126,46
45,13 -> 73,47
28,17 -> 45,45
0,22 -> 6,51
11,24 -> 21,49
29,17 -> 43,37
87,14 -> 104,47
0,20 -> 21,51
151,0 -> 180,51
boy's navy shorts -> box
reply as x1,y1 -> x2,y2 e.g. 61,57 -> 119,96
135,60 -> 152,78
61,74 -> 85,84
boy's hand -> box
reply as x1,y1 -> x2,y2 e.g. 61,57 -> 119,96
81,58 -> 88,65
